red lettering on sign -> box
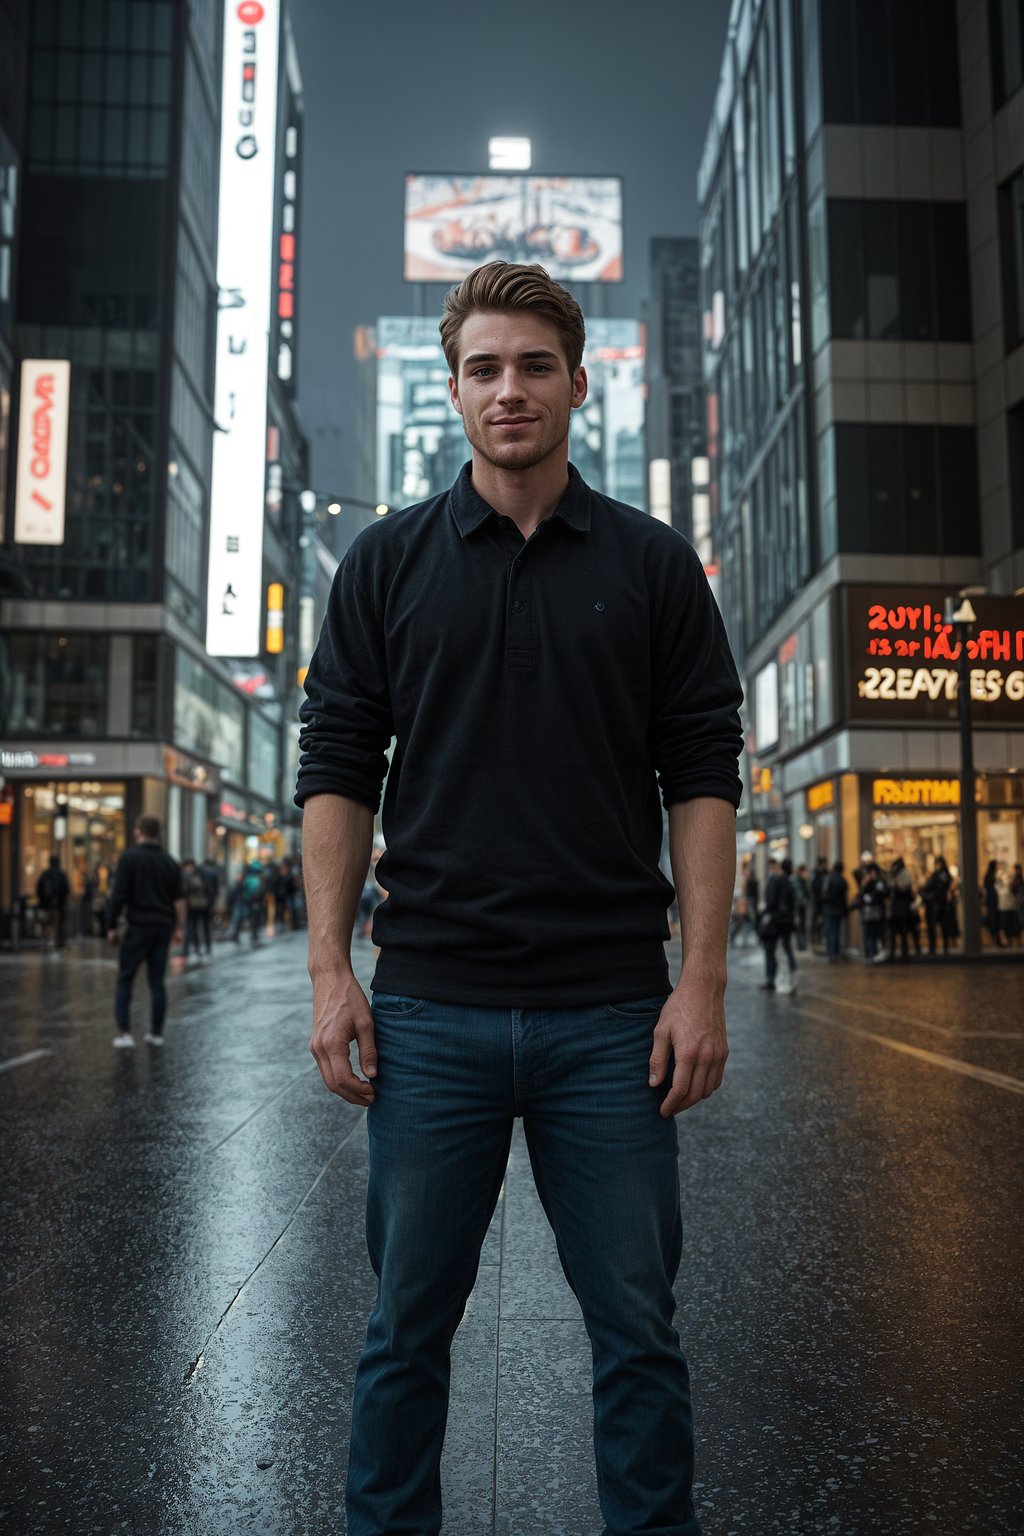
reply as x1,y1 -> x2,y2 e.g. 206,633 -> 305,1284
237,1 -> 264,23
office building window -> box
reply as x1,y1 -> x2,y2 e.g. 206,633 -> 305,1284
802,0 -> 822,144
992,1 -> 1024,107
1000,168 -> 1024,350
834,425 -> 980,555
820,0 -> 960,126
808,192 -> 830,353
0,632 -> 109,736
828,200 -> 971,342
1008,399 -> 1024,546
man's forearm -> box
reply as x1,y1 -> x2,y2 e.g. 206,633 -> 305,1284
302,793 -> 374,978
668,798 -> 736,981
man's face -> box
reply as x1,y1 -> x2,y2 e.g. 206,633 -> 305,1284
448,310 -> 587,474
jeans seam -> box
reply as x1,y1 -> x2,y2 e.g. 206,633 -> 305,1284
510,1008 -> 523,1115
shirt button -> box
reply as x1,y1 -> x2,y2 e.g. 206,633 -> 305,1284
514,556 -> 524,569
512,599 -> 524,613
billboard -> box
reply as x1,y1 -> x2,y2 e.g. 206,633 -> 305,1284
14,359 -> 71,545
404,174 -> 623,283
845,586 -> 1024,725
206,0 -> 281,658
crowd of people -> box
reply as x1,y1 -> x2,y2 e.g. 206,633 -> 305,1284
32,851 -> 306,956
730,849 -> 1024,984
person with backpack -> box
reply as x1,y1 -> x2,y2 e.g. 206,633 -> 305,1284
759,856 -> 797,992
857,860 -> 890,963
242,858 -> 267,946
181,857 -> 211,959
35,854 -> 70,955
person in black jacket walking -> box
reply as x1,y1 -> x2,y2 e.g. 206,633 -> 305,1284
759,856 -> 797,991
822,862 -> 849,961
106,815 -> 186,1047
36,854 -> 70,955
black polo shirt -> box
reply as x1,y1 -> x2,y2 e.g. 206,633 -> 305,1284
295,463 -> 743,1006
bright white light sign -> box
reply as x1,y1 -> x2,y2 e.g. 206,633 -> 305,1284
206,0 -> 281,657
14,359 -> 71,545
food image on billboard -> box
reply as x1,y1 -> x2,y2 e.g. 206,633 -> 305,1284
404,174 -> 623,283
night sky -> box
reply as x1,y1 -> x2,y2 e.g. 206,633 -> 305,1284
287,0 -> 732,500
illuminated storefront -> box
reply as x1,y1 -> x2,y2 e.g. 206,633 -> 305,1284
748,586 -> 1024,948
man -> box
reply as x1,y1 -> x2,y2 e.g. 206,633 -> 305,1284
296,261 -> 743,1536
36,853 -> 70,956
106,815 -> 186,1047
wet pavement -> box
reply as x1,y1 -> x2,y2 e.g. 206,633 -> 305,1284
1,929 -> 1022,1534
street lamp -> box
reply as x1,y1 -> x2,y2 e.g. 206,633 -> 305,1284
945,594 -> 980,956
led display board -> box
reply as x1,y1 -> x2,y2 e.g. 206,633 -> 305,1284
404,174 -> 623,283
14,359 -> 70,545
846,587 -> 1024,724
206,0 -> 281,657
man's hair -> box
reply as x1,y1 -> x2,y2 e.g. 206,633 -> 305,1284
439,261 -> 586,376
136,814 -> 161,840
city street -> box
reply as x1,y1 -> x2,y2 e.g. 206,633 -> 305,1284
1,933 -> 1021,1535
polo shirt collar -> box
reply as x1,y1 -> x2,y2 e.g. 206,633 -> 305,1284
448,461 -> 592,537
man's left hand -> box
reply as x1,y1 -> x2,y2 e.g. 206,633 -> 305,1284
648,970 -> 729,1116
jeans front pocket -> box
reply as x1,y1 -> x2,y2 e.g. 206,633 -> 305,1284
370,992 -> 427,1017
602,994 -> 670,1019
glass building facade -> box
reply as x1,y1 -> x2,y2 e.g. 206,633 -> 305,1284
699,0 -> 1024,944
0,1 -> 311,924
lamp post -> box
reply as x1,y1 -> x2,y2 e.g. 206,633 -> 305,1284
945,595 -> 980,956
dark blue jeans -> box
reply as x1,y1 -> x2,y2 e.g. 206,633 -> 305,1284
824,914 -> 842,958
115,924 -> 173,1034
346,995 -> 700,1536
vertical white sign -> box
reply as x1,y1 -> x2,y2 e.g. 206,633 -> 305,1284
14,360 -> 71,545
206,0 -> 281,657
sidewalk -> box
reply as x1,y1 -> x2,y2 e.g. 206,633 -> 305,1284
2,929 -> 1021,1533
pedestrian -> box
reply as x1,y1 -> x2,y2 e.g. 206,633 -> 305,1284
35,853 -> 70,956
181,857 -> 212,958
242,858 -> 267,945
106,815 -> 186,1048
199,855 -> 221,941
296,260 -> 744,1536
792,861 -> 811,951
727,855 -> 757,947
1013,863 -> 1024,934
888,856 -> 920,960
995,862 -> 1020,947
822,861 -> 848,960
759,856 -> 797,991
810,855 -> 828,949
982,860 -> 1003,947
922,855 -> 953,955
858,860 -> 889,963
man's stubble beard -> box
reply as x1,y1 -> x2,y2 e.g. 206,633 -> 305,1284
464,407 -> 573,474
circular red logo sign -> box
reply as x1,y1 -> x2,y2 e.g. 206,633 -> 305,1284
237,1 -> 264,23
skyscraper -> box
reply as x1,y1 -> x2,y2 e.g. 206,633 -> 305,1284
0,0 -> 311,920
699,0 -> 1024,939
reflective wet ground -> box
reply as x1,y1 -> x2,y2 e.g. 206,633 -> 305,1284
1,931 -> 1021,1534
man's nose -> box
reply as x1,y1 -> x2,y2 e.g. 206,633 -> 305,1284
496,369 -> 526,402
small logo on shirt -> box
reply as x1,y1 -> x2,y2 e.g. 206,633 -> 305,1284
594,601 -> 605,612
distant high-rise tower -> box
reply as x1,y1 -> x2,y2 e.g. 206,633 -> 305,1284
646,237 -> 705,540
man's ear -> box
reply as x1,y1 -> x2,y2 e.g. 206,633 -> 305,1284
571,365 -> 588,410
449,375 -> 463,417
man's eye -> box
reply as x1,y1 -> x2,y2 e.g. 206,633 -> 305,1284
528,364 -> 551,373
471,367 -> 494,377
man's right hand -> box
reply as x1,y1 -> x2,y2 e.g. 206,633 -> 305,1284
309,970 -> 377,1105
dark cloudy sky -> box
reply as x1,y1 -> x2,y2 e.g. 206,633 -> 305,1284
287,0 -> 732,498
